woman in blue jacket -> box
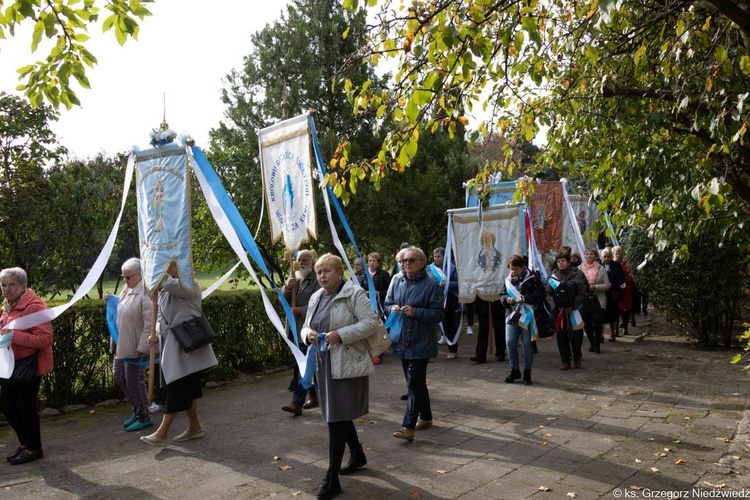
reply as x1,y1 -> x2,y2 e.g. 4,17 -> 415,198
384,247 -> 444,442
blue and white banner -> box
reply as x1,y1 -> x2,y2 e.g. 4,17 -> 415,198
450,204 -> 525,302
135,143 -> 196,294
259,113 -> 317,251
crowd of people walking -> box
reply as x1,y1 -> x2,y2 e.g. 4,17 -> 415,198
0,241 -> 644,500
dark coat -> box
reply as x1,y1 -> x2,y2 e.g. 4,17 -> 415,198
384,267 -> 444,360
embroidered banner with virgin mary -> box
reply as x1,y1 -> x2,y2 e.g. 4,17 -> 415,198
450,204 -> 525,302
135,142 -> 196,293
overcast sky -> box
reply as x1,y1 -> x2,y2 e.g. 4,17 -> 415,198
0,0 -> 291,159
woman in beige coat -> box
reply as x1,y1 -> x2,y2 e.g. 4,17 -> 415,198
579,248 -> 611,353
302,253 -> 379,500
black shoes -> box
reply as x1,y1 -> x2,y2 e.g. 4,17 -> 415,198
504,369 -> 522,383
6,446 -> 24,462
9,448 -> 43,465
339,445 -> 367,475
523,370 -> 532,385
470,357 -> 486,364
317,470 -> 342,499
399,394 -> 407,400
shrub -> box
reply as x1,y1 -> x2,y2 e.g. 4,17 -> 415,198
40,289 -> 292,408
624,228 -> 749,348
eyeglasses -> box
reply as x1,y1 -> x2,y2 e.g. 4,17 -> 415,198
400,258 -> 417,264
122,273 -> 140,280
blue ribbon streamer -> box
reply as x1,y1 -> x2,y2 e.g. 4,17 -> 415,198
605,212 -> 619,246
300,333 -> 328,389
106,294 -> 120,345
308,117 -> 379,314
122,355 -> 160,367
190,146 -> 298,343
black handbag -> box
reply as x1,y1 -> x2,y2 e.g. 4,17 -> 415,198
171,315 -> 215,353
582,292 -> 601,313
0,352 -> 39,387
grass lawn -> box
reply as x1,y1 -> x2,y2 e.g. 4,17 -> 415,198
78,269 -> 258,300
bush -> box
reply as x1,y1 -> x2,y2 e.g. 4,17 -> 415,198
624,228 -> 749,348
41,289 -> 292,408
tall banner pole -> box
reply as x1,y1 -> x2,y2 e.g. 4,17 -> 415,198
147,283 -> 160,404
285,250 -> 298,309
488,303 -> 494,356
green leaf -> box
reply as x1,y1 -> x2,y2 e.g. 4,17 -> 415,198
741,55 -> 750,75
31,19 -> 44,52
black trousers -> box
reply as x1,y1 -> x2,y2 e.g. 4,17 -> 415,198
444,294 -> 461,353
0,376 -> 43,450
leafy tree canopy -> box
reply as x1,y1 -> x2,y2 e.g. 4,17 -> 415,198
1,0 -> 152,109
341,0 -> 750,263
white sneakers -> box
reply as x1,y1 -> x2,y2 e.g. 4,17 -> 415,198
437,336 -> 448,345
148,402 -> 164,413
466,326 -> 474,335
446,353 -> 458,360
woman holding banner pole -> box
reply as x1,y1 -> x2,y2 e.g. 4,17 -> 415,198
141,262 -> 217,445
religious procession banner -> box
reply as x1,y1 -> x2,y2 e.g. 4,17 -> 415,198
563,193 -> 598,251
530,181 -> 564,255
135,143 -> 196,294
259,113 -> 317,251
449,204 -> 525,302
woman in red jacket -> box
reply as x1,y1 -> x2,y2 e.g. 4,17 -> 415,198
0,267 -> 54,465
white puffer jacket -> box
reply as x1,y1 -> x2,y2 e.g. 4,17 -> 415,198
302,280 -> 378,379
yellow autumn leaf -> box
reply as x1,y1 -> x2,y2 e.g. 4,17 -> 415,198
538,486 -> 552,492
437,469 -> 448,474
277,464 -> 293,470
675,458 -> 686,464
650,467 -> 660,473
635,458 -> 642,463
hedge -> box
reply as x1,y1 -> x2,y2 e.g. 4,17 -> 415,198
40,289 -> 292,408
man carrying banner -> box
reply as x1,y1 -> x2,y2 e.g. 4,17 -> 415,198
282,249 -> 321,415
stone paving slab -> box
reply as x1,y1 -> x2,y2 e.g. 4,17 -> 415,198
1,310 -> 749,499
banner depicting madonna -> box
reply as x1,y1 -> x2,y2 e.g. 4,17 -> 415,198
259,113 -> 317,251
450,204 -> 524,302
135,143 -> 196,294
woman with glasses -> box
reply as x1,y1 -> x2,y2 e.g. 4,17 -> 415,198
384,247 -> 444,442
0,267 -> 54,465
107,258 -> 154,432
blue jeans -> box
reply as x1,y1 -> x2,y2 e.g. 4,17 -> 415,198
505,324 -> 533,371
401,358 -> 431,428
292,378 -> 317,406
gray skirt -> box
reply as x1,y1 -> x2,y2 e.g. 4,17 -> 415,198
316,349 -> 369,423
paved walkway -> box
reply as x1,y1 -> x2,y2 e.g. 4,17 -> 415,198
1,310 -> 749,499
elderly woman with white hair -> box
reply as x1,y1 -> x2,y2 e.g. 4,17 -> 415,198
0,267 -> 54,465
108,258 -> 154,432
